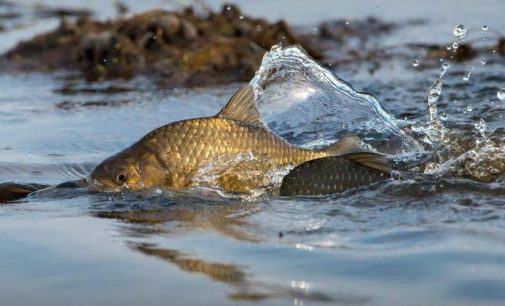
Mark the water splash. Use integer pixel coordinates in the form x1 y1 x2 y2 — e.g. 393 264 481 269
498 88 505 101
422 62 453 146
250 44 419 154
474 119 487 138
427 79 443 131
191 152 292 199
439 63 450 78
420 62 505 182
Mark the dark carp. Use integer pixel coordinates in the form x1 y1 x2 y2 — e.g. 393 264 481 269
280 154 391 196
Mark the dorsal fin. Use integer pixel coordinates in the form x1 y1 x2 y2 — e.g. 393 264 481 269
217 85 265 127
343 152 391 173
321 133 364 156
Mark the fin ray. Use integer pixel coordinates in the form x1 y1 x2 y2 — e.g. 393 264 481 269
217 85 265 127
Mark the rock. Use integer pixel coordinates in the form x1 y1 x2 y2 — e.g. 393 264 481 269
180 19 198 40
498 38 505 56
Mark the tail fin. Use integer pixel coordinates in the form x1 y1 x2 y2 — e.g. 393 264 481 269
321 133 363 156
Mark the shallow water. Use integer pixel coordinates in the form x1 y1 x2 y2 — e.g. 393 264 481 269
2 1 505 306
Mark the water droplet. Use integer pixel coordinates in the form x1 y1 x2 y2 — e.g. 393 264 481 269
474 118 487 134
453 24 467 40
345 21 350 25
440 112 448 121
498 88 505 101
453 99 459 104
428 80 442 102
446 45 452 50
482 25 488 31
439 63 450 78
452 42 459 49
226 6 231 11
239 15 244 20
481 59 486 65
467 105 473 112
412 59 420 67
463 70 471 82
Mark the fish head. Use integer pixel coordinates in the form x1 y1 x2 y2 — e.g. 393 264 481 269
89 146 168 192
88 149 145 192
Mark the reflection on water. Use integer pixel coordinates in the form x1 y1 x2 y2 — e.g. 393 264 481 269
131 243 340 303
92 198 261 242
90 196 371 304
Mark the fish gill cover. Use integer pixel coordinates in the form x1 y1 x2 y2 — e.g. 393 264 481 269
250 44 420 154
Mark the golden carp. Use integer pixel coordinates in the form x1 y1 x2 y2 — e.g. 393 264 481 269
89 85 389 193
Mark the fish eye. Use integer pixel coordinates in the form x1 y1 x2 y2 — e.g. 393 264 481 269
115 171 128 185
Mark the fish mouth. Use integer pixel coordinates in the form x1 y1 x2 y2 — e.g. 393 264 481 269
55 179 89 189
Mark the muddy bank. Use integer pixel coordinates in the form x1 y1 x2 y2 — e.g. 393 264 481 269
1 4 324 87
1 3 407 87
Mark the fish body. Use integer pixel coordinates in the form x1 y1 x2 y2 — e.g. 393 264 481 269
90 85 390 192
89 85 366 193
280 154 391 196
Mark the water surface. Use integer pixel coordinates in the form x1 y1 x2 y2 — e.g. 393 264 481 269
1 1 505 306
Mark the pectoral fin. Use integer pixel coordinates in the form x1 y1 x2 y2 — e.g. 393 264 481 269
343 152 391 173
